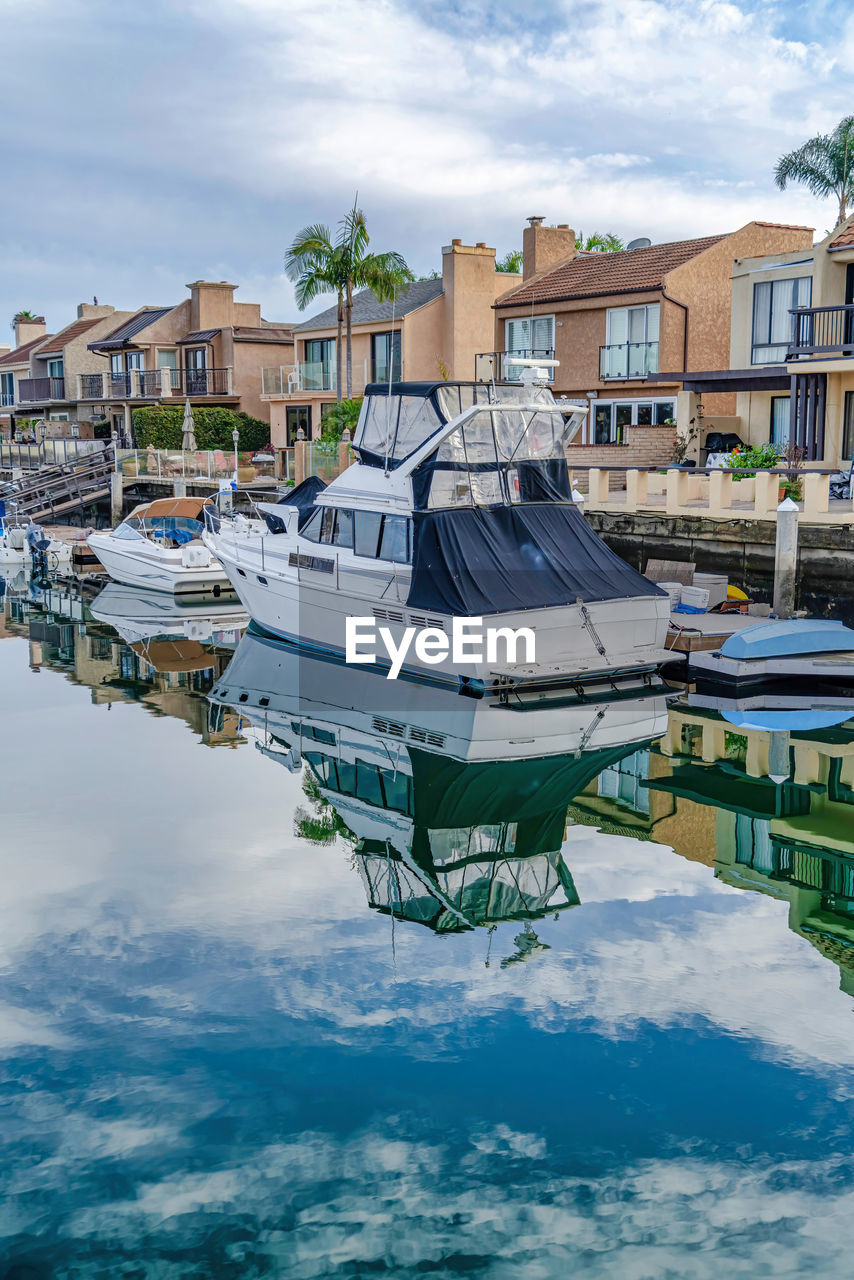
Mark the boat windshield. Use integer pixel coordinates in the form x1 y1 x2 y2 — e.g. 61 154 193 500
412 405 585 510
121 516 204 544
352 382 556 468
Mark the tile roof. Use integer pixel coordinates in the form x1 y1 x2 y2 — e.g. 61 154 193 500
494 234 728 308
752 220 815 231
232 325 294 342
0 335 54 366
88 307 174 351
829 224 854 249
37 317 102 355
295 279 444 331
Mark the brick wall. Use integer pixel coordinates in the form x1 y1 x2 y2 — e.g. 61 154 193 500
567 425 676 491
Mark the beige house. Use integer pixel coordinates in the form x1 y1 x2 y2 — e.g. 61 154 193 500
493 217 814 469
263 239 521 445
668 216 854 468
3 284 294 444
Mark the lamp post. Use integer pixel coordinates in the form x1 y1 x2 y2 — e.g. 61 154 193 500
232 427 240 486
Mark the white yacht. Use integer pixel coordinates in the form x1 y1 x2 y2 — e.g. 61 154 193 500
89 497 232 600
90 581 248 647
203 380 670 690
0 509 72 569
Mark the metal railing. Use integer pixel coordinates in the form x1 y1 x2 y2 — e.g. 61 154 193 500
261 361 368 396
599 341 659 380
78 367 232 400
0 391 14 408
474 349 555 383
116 448 278 482
789 304 854 357
18 376 65 403
0 438 107 470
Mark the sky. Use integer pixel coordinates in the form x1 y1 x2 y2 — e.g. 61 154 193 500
2 0 854 335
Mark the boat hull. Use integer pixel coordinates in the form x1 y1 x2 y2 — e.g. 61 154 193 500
88 533 232 600
206 530 670 687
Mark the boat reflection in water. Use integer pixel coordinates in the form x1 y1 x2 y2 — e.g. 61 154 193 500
209 627 670 949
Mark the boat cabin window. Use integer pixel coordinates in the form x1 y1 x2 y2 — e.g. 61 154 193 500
414 405 583 511
302 506 411 563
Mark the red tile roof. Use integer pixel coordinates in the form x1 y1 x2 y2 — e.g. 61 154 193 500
752 221 814 231
37 317 102 355
829 224 854 249
0 335 54 366
495 234 728 308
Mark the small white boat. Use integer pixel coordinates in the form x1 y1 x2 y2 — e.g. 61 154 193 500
88 497 232 600
0 510 71 568
203 379 671 690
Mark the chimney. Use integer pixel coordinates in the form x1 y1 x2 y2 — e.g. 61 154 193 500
76 302 115 320
13 314 46 348
440 238 498 378
522 217 576 280
187 281 237 331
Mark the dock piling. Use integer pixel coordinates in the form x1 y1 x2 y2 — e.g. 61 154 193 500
773 497 799 619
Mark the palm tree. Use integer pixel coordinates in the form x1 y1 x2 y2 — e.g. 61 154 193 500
775 116 854 227
496 249 523 273
575 231 625 252
285 202 413 400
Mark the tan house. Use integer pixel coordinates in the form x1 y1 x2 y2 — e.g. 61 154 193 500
3 284 294 445
665 215 854 468
492 217 814 469
263 239 521 445
0 314 53 438
84 281 294 442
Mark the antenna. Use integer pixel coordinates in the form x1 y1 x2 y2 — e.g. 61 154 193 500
383 293 397 475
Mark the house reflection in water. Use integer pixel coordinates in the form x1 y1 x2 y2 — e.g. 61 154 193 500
4 580 247 747
577 702 854 998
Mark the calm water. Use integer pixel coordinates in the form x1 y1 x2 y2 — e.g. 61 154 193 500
4 574 854 1278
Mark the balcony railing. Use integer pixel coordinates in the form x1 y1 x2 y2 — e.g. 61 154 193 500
18 376 65 403
77 368 232 400
789 305 854 358
599 341 658 380
0 391 14 408
474 349 555 383
262 361 367 396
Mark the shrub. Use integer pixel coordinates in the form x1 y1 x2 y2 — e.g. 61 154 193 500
725 442 781 478
132 405 269 451
319 397 362 444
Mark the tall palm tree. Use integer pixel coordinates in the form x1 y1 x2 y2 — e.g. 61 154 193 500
574 231 625 252
775 116 854 227
285 202 413 400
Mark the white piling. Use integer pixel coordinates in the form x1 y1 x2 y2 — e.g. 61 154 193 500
768 730 791 785
110 471 123 527
773 496 799 619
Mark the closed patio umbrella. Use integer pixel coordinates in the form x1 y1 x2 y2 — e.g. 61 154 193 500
181 398 197 452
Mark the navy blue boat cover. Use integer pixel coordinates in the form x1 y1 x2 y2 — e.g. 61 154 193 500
264 475 327 533
407 502 665 615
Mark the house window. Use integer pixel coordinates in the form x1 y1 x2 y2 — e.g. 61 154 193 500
505 316 555 381
602 305 659 379
0 372 13 407
371 331 402 384
587 398 675 444
304 339 336 391
751 276 812 364
843 391 854 460
156 349 180 389
110 354 123 375
770 396 791 446
47 358 63 378
125 351 144 372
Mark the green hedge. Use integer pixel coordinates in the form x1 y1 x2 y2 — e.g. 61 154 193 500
131 406 270 451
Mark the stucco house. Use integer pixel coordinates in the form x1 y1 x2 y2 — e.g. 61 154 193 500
665 215 854 468
491 217 814 470
263 239 521 445
2 284 294 444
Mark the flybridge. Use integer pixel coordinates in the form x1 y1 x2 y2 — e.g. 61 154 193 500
352 380 578 471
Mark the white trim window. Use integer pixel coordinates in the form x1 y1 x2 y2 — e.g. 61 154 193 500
0 371 13 407
505 315 555 381
582 397 676 444
602 304 659 379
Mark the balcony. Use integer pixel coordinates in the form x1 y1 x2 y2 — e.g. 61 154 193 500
77 368 232 400
599 341 658 380
262 361 367 397
788 305 854 359
474 349 555 383
0 390 14 408
18 376 66 403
